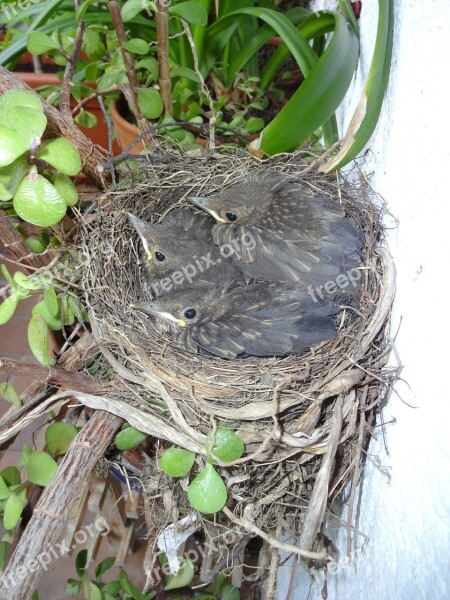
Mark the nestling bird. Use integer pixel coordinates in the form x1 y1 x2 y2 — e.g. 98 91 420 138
130 284 340 359
187 170 364 288
127 208 246 298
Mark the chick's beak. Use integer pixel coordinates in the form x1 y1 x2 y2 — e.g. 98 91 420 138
186 196 227 224
130 301 187 327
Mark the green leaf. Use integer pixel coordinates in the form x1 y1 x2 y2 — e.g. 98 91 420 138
165 558 195 591
250 11 359 155
20 445 33 467
25 236 49 253
135 57 159 81
137 88 164 119
44 287 59 316
65 579 81 597
74 109 97 129
170 66 199 83
244 117 265 134
114 426 149 450
75 549 88 580
0 155 31 201
0 294 19 325
1 264 14 287
85 62 98 82
121 0 154 22
322 0 394 171
45 422 78 456
0 89 44 114
122 38 149 55
0 541 12 571
32 299 62 331
14 169 67 227
27 451 58 486
61 295 76 326
28 313 54 367
1 466 21 487
0 126 29 168
101 581 122 596
27 31 61 54
0 382 22 407
95 556 116 582
97 67 128 92
81 580 102 600
36 138 82 176
169 1 208 26
3 493 26 530
160 447 195 478
207 428 244 463
53 172 79 206
82 28 101 57
187 464 227 514
3 107 47 147
0 475 11 500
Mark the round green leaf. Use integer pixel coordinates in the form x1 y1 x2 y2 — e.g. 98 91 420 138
0 89 43 114
169 1 208 26
245 117 265 134
121 0 154 22
0 294 19 325
114 426 149 450
36 138 82 176
28 313 54 367
27 31 61 55
4 107 47 146
45 422 78 456
1 466 21 487
81 581 102 600
165 558 195 591
187 464 227 514
0 382 22 407
3 493 26 530
222 584 240 600
0 155 30 201
74 109 97 129
53 172 78 206
26 450 58 486
160 446 195 478
14 169 67 227
65 579 81 597
25 236 49 253
207 428 244 463
137 88 164 119
0 126 29 168
122 38 149 55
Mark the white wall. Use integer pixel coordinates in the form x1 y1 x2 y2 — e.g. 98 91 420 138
276 1 450 598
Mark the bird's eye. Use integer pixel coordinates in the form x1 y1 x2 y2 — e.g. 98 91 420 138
155 251 166 262
184 308 197 319
225 212 237 222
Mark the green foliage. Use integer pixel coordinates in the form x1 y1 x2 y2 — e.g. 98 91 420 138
114 425 149 450
26 450 58 486
67 552 155 600
206 427 244 464
0 89 81 227
160 446 196 477
45 422 78 456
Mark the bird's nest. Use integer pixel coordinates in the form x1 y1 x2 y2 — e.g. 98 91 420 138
74 147 395 586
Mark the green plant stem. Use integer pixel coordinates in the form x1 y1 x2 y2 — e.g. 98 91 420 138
156 0 172 117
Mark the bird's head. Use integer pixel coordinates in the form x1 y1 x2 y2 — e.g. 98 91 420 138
130 288 216 329
127 212 206 278
187 172 278 225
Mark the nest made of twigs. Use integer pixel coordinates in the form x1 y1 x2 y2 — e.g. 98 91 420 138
74 147 395 579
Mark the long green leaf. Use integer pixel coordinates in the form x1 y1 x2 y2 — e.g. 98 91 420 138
321 0 394 171
250 11 359 155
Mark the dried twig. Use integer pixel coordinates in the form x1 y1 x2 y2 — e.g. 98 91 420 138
60 5 85 120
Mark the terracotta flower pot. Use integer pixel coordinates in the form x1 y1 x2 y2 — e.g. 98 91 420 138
110 99 145 154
